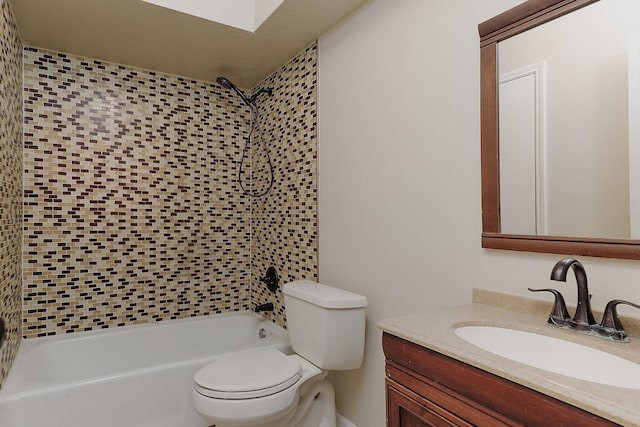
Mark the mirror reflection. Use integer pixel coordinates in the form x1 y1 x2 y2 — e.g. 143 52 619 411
498 0 639 239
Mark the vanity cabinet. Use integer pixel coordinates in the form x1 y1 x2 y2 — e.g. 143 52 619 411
383 333 619 427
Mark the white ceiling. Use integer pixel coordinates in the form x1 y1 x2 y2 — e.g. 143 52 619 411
8 0 368 88
140 0 285 32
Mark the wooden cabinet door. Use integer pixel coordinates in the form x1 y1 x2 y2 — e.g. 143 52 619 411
387 380 474 427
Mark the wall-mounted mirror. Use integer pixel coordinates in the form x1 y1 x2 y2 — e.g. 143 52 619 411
479 0 640 259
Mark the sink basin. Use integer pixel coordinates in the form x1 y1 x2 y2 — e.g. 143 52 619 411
454 326 640 389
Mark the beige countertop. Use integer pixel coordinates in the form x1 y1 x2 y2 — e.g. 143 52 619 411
378 289 640 426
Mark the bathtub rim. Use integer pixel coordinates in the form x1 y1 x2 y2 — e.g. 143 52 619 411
18 310 283 345
0 310 289 399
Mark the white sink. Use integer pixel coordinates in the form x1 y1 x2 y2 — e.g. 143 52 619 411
454 326 640 389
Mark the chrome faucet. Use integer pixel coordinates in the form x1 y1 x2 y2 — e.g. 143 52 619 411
550 258 597 331
529 257 640 342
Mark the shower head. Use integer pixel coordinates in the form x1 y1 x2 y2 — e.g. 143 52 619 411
216 76 236 90
217 76 252 106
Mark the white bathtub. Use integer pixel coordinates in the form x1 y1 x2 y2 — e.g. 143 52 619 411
0 311 291 427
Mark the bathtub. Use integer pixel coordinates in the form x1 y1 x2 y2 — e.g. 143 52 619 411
0 311 291 427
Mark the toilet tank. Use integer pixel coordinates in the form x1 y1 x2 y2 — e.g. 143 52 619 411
283 280 367 370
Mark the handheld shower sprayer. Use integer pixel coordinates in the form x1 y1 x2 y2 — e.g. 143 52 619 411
216 76 276 197
216 77 251 106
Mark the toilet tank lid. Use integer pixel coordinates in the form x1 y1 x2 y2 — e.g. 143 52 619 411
283 280 368 309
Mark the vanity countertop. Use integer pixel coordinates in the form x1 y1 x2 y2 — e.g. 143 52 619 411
378 289 640 426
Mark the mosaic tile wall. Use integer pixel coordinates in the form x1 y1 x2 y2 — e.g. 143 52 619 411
21 43 319 337
250 43 318 327
0 0 23 388
22 48 253 337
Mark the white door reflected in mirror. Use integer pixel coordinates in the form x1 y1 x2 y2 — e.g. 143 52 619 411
498 0 638 239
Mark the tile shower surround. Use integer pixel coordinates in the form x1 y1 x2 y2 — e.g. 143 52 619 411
251 44 318 326
22 44 318 338
0 0 23 388
22 50 251 336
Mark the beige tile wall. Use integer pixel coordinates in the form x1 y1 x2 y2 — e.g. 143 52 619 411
250 44 318 327
22 49 252 337
0 0 23 389
21 43 318 337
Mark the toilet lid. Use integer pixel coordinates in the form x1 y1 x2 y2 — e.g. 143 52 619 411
194 349 302 399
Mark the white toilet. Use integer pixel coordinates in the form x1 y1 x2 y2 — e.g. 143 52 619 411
192 280 367 427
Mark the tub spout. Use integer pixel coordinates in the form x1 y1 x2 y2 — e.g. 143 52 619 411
255 302 274 313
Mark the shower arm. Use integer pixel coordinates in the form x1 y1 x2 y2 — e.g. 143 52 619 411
216 76 273 107
248 88 273 105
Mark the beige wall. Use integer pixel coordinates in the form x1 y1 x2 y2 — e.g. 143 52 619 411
317 1 640 425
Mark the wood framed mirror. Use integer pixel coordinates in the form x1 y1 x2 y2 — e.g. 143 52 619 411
479 0 640 260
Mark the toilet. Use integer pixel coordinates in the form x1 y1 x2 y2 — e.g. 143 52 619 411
192 280 367 427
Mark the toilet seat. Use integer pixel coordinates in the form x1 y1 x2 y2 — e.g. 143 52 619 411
194 349 302 399
192 349 325 426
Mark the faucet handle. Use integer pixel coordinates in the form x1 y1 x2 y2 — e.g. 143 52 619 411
597 300 640 342
528 288 571 327
259 266 280 293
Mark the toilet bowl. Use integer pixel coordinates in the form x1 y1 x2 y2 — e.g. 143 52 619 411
192 281 367 427
192 348 324 427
